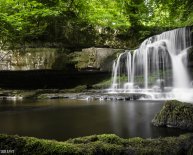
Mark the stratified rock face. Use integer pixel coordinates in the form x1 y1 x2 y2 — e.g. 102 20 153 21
0 47 123 71
152 100 193 130
0 48 56 70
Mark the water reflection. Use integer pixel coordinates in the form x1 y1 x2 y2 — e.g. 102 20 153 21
109 101 157 138
0 99 187 141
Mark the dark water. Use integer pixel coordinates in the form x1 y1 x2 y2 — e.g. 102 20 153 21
0 99 187 141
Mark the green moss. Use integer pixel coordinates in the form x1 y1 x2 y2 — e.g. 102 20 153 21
22 89 60 99
19 86 87 99
0 134 81 154
1 133 193 155
67 135 99 144
67 85 87 93
72 51 90 69
97 134 123 145
93 79 112 89
152 100 193 130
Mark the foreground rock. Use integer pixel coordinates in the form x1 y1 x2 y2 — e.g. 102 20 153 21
0 134 193 155
152 100 193 130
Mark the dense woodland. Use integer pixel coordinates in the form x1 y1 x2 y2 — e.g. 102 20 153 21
0 0 193 51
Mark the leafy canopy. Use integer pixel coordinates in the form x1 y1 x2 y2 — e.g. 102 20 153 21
0 0 193 50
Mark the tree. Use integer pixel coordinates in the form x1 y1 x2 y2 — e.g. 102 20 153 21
0 0 59 50
0 0 192 52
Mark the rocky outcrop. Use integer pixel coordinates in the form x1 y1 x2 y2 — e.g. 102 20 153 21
152 100 193 130
0 47 123 71
72 47 124 71
0 48 57 70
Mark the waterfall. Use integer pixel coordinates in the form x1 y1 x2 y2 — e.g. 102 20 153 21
109 27 192 101
124 51 133 90
111 53 124 91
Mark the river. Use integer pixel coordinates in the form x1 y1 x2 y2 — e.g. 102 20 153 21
0 99 186 141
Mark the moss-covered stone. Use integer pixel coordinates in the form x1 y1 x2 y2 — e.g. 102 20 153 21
0 133 193 155
72 48 124 71
152 100 193 130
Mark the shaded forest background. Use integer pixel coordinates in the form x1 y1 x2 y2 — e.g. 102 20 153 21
0 0 193 52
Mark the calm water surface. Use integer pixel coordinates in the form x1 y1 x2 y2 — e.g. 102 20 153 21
0 99 187 141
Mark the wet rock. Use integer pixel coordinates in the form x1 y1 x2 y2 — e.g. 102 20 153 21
152 100 193 130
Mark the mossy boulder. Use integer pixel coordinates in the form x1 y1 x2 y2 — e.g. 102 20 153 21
152 100 193 130
0 133 193 154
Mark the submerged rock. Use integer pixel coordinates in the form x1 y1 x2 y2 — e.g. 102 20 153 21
152 100 193 130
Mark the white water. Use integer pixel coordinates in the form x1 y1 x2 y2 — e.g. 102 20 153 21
109 27 193 102
111 53 124 89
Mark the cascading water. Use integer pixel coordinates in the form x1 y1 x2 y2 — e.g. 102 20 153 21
109 27 193 102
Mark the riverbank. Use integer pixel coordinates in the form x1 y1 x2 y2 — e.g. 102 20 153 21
0 88 99 100
0 133 193 154
1 88 193 102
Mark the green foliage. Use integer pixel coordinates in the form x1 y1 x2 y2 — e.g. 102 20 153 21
84 0 131 29
0 0 193 51
0 0 59 50
144 0 193 27
0 133 193 154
